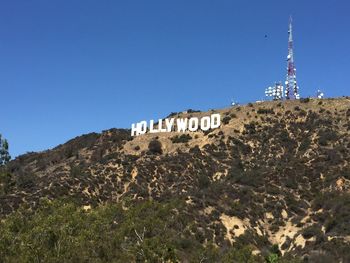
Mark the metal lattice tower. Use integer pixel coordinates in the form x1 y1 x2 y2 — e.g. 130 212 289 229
285 16 300 100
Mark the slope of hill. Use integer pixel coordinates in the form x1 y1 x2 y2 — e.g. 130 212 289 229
1 97 350 262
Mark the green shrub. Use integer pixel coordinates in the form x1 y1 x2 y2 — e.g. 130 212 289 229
16 172 36 189
300 98 310 103
222 116 231 125
302 225 321 239
148 140 163 155
171 134 192 144
134 145 140 151
318 129 338 146
257 108 274 114
0 170 14 195
198 174 211 189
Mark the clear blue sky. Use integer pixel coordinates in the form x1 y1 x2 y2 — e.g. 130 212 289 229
1 0 349 158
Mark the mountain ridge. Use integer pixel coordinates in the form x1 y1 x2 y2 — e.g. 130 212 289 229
1 97 350 262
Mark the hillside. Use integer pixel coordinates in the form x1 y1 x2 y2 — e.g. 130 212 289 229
1 97 350 262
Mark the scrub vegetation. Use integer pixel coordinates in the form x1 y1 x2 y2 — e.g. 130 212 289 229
1 98 350 262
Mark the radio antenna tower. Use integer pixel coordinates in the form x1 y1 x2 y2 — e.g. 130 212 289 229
285 16 300 99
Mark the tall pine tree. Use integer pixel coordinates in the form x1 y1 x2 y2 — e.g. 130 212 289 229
0 134 11 165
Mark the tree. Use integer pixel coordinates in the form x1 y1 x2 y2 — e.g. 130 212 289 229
0 134 11 165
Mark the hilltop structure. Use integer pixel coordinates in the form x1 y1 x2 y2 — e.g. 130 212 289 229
265 82 284 101
264 17 301 102
285 16 300 99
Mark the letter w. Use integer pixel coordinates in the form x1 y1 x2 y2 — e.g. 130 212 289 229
177 118 188 132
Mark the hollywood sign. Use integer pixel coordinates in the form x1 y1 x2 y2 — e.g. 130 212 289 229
131 113 221 136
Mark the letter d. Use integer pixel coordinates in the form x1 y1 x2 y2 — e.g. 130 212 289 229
211 114 221 129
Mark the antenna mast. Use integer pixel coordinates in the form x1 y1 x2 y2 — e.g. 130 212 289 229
285 16 300 99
